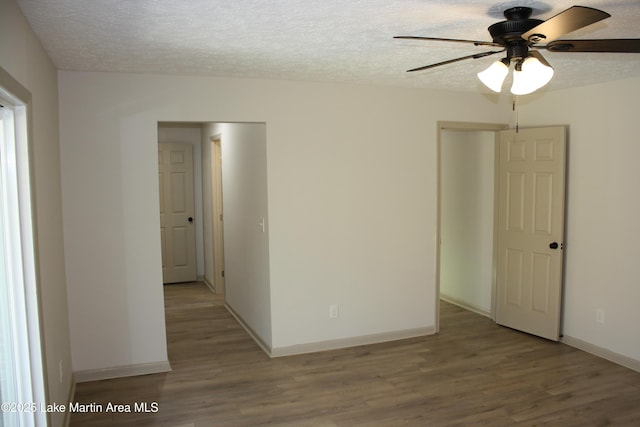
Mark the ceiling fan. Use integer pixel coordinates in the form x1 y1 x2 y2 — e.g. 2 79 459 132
395 5 640 94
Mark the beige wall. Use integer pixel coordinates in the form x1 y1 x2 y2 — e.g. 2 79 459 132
0 0 72 425
520 77 640 362
53 39 640 376
58 70 511 370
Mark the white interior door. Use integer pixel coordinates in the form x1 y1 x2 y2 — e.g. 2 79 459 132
495 126 566 341
159 143 197 284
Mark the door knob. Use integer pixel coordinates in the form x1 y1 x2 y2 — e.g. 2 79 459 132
188 217 193 223
549 242 559 249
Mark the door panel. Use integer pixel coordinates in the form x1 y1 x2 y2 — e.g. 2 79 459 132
505 249 523 305
496 126 566 341
171 173 186 212
507 172 525 230
172 226 189 266
534 173 553 233
159 142 197 284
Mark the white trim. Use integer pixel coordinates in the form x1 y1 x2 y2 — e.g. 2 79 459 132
271 327 435 358
63 379 76 427
224 303 272 355
202 277 216 294
440 294 491 318
560 335 640 373
209 134 225 295
73 361 171 383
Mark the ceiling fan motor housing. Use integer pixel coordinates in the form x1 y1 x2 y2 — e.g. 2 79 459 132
488 7 543 60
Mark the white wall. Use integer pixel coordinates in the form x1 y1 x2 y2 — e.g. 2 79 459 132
0 1 72 425
158 124 205 279
440 130 494 313
59 70 510 370
205 123 271 345
519 76 640 362
264 86 509 350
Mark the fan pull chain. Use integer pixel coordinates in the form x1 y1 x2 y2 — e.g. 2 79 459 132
513 96 519 133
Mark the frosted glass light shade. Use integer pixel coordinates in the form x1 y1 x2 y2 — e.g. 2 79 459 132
511 56 554 95
477 61 509 92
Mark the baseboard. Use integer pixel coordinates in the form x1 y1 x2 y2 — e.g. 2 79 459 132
63 378 76 427
270 326 436 358
73 360 172 383
202 277 216 294
224 303 273 356
440 294 491 318
225 303 435 359
561 335 640 373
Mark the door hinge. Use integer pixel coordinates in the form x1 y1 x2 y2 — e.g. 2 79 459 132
219 214 223 221
221 270 225 278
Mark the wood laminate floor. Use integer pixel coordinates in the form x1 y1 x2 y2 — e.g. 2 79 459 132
71 282 640 426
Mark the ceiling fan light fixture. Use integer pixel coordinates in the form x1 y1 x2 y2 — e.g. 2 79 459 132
477 60 509 92
510 56 554 95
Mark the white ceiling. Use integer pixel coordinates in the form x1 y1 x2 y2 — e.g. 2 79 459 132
15 0 640 93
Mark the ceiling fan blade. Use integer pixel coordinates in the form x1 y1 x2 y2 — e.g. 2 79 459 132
544 39 640 53
522 6 610 43
406 49 504 72
394 36 501 47
528 50 552 67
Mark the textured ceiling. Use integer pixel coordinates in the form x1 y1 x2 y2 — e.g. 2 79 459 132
15 0 640 93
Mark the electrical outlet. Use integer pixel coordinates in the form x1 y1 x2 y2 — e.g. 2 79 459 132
596 309 605 324
329 304 339 319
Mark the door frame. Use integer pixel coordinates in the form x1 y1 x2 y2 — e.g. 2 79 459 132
210 135 226 294
435 121 508 333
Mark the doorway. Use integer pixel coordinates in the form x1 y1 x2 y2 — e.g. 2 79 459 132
436 122 507 332
437 122 567 341
156 121 268 301
157 122 223 292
